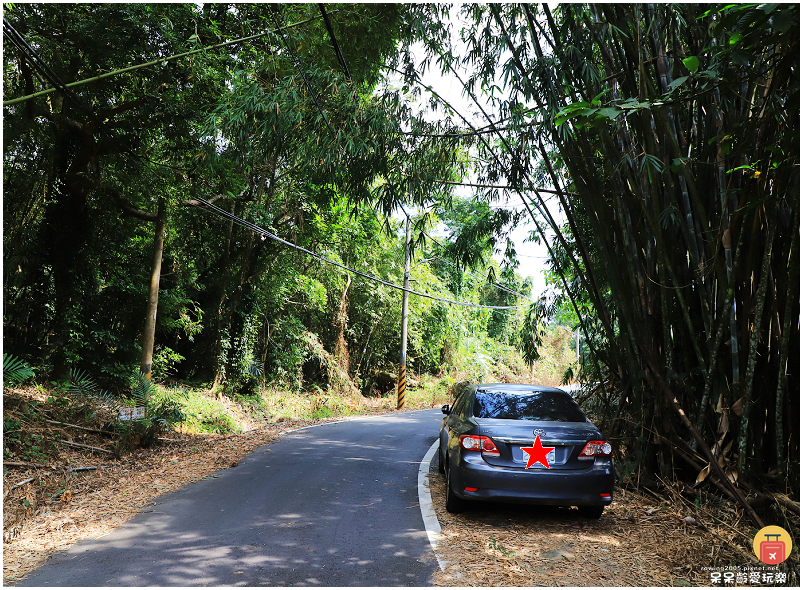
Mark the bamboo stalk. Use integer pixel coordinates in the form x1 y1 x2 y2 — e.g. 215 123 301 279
3 461 44 468
44 420 114 436
774 206 799 470
738 207 778 474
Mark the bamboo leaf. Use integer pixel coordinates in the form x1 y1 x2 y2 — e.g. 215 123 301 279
668 76 689 90
718 411 730 435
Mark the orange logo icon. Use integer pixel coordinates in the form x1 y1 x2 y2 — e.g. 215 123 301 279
753 525 792 565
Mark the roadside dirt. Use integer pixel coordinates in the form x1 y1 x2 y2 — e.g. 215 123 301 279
427 465 793 587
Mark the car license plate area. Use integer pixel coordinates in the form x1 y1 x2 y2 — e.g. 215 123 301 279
512 445 558 467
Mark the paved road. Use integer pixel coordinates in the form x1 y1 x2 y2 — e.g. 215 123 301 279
17 410 444 587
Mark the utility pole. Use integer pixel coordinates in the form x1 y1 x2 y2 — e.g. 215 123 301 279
398 215 411 409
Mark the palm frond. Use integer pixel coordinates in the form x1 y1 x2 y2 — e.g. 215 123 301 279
67 368 99 396
67 368 122 412
93 389 124 413
3 353 35 386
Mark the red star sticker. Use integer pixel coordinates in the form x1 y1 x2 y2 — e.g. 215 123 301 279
521 435 556 469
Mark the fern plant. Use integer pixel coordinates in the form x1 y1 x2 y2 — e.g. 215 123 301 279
131 371 157 409
3 353 35 386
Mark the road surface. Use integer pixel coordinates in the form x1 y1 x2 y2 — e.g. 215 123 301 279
16 410 444 586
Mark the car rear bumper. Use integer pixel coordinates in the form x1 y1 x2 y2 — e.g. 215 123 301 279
450 453 614 506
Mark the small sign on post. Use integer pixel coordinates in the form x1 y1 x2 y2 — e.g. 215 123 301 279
119 407 146 421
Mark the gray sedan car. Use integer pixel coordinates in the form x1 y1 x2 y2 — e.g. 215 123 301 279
438 383 614 517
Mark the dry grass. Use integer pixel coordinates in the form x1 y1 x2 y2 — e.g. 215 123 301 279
5 383 795 587
426 466 790 587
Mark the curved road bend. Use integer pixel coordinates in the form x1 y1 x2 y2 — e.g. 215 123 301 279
16 410 444 587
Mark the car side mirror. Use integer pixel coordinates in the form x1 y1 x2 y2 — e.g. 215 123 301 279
441 404 450 415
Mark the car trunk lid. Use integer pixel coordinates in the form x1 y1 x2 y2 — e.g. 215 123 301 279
476 419 602 470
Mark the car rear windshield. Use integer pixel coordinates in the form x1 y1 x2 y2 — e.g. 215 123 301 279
472 390 588 422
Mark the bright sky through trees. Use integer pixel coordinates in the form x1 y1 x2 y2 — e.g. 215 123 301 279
388 6 564 300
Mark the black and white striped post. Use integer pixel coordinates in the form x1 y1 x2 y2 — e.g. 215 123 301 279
398 215 411 409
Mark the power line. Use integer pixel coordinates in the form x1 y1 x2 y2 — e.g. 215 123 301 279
3 12 331 106
3 18 102 124
440 180 577 197
194 197 528 310
397 120 541 139
318 4 351 82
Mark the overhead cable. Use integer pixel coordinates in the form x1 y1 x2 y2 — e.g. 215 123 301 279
440 180 577 197
318 4 351 81
3 17 102 124
3 12 330 106
194 197 528 311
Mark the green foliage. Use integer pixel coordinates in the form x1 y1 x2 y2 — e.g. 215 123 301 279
3 354 34 386
2 414 58 464
3 4 540 442
167 389 237 434
518 299 551 368
425 2 800 491
151 347 186 382
488 536 516 558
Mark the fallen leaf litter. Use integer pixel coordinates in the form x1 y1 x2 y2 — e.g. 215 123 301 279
426 463 764 587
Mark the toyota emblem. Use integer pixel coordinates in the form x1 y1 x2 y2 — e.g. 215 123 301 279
533 428 546 437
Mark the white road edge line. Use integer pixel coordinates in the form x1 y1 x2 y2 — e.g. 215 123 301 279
418 440 447 572
275 415 450 572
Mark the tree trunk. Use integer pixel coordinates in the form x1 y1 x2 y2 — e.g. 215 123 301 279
334 272 352 379
140 198 166 380
211 201 237 397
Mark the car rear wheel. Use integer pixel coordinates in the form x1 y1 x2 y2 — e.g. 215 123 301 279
578 505 604 519
437 443 445 474
445 464 466 513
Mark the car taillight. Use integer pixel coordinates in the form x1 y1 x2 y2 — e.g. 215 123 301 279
459 435 500 456
578 440 612 459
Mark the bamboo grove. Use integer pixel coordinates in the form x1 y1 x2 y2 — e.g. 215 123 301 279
408 4 798 496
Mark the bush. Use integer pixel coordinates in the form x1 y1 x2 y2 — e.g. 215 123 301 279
66 368 189 452
151 346 186 382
